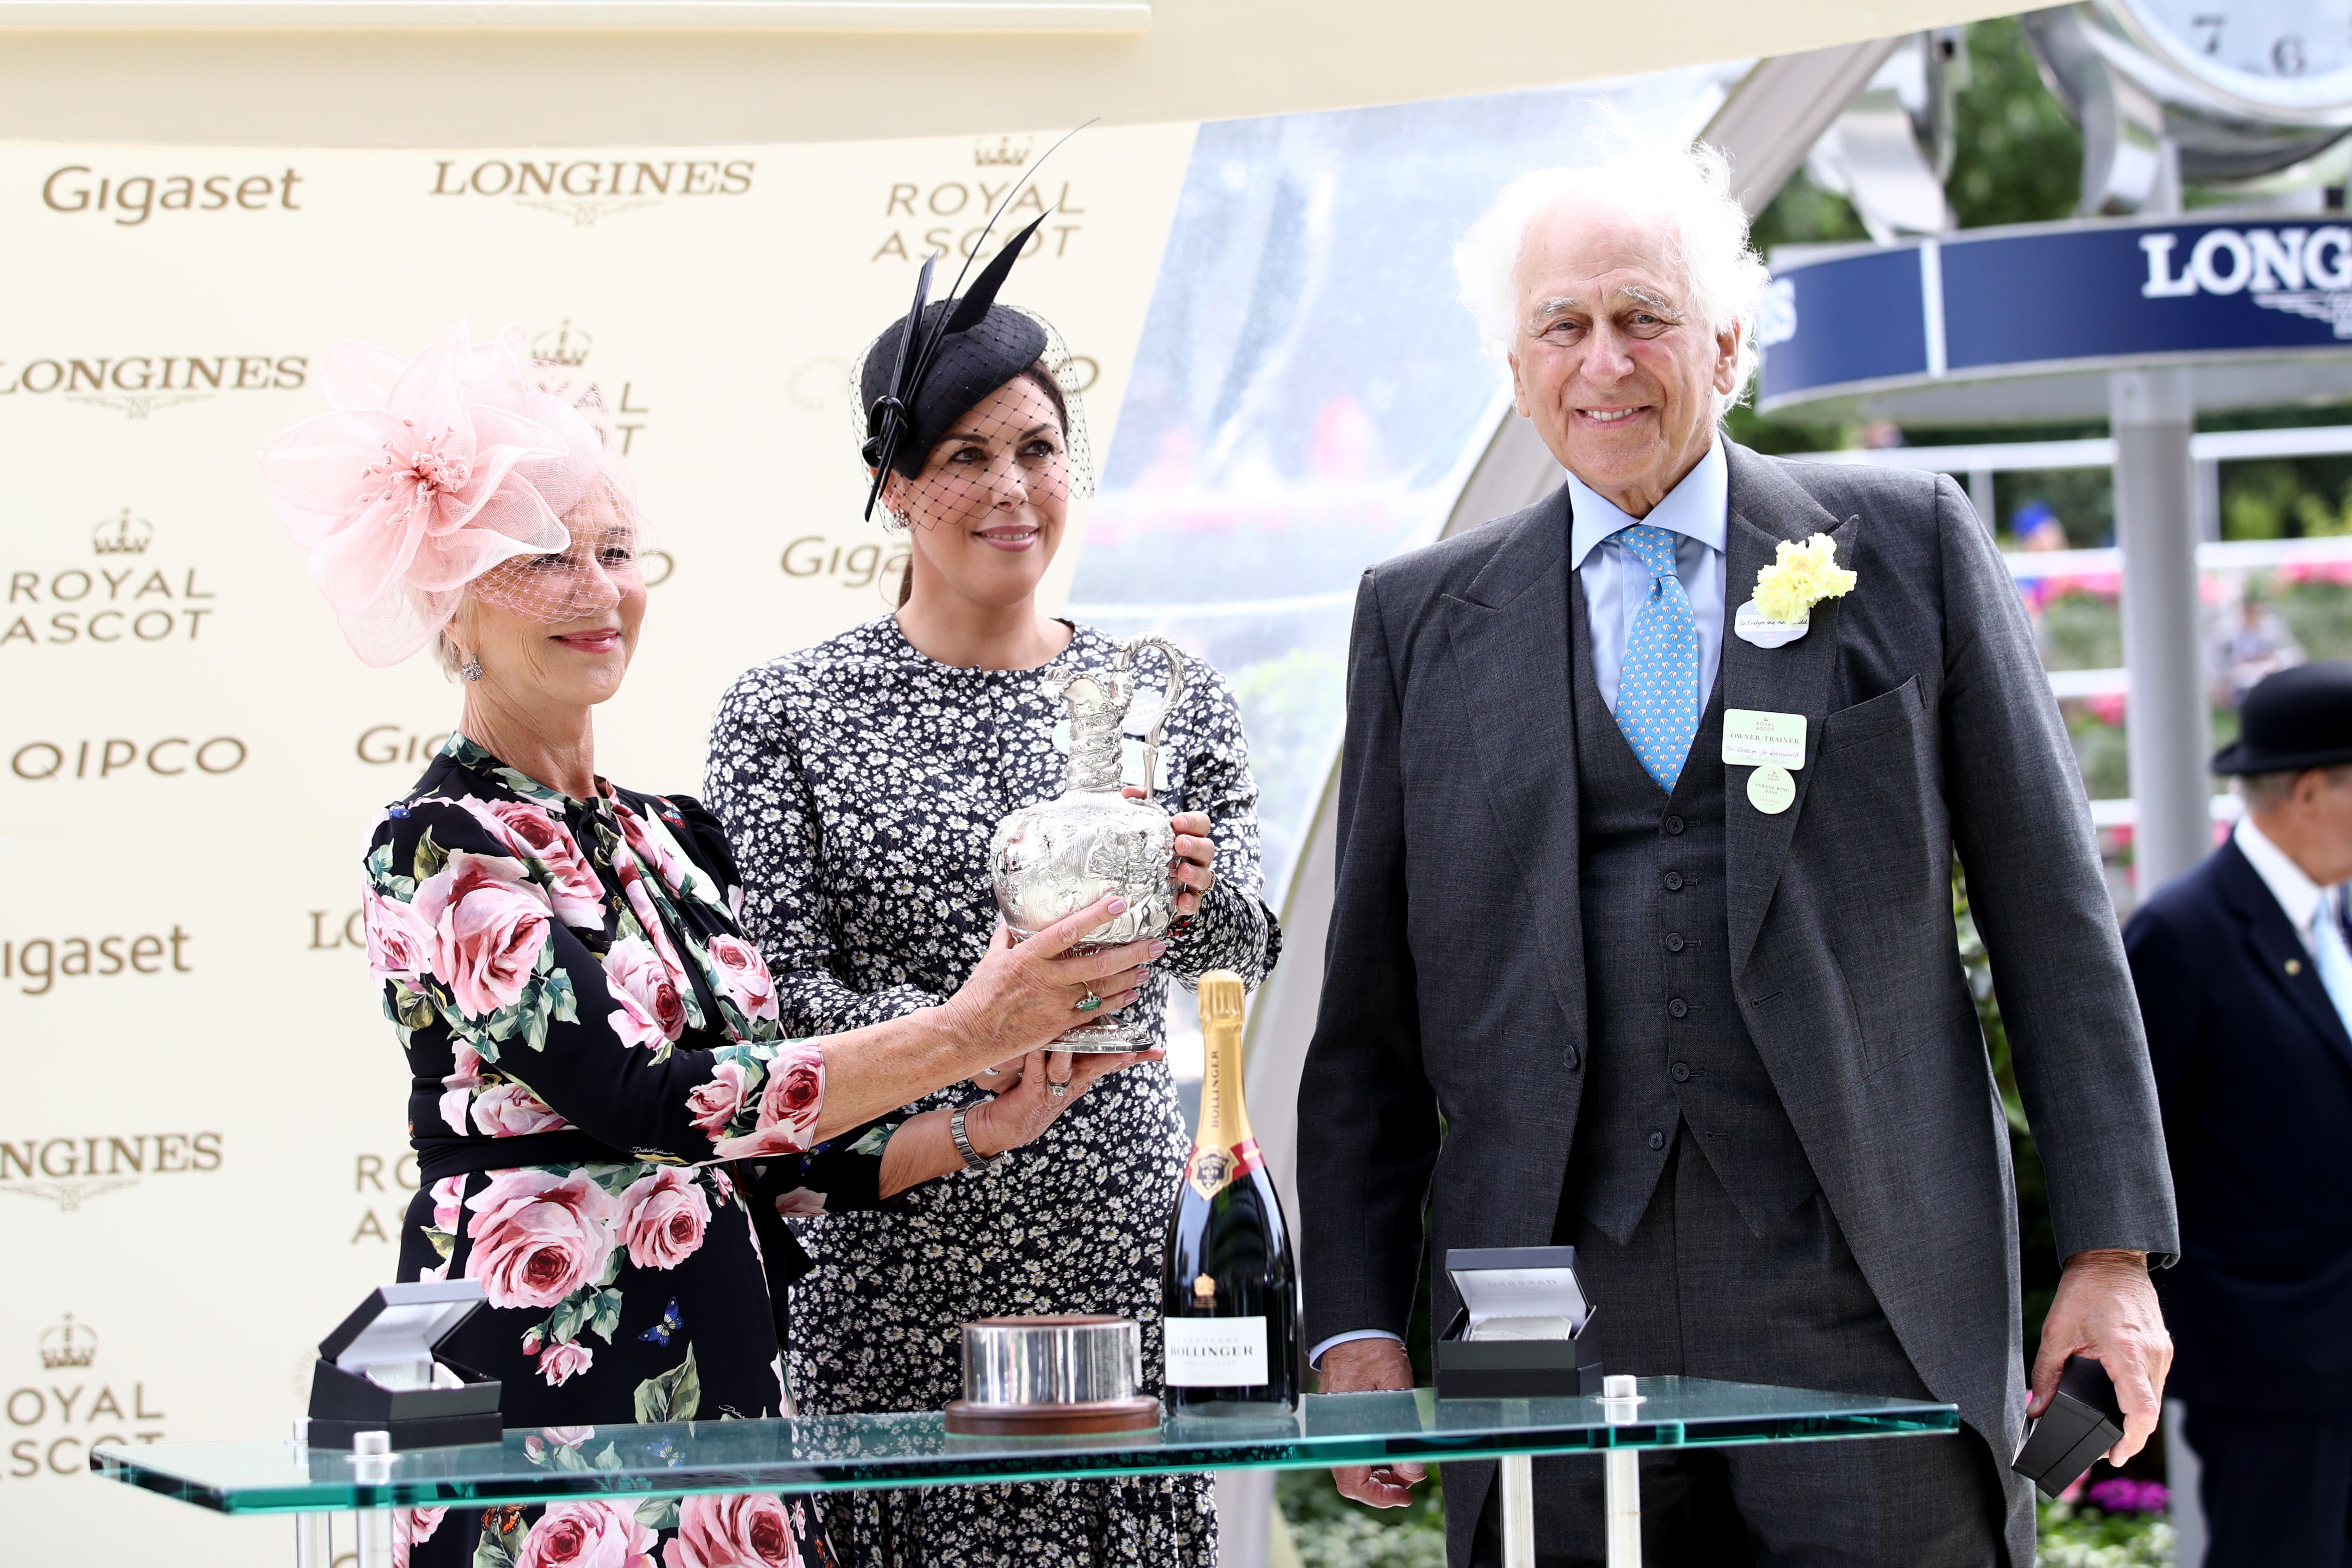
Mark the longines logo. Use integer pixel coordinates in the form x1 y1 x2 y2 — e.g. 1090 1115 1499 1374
3 513 218 649
41 163 303 226
0 352 307 419
0 1133 221 1214
430 156 755 227
8 1314 167 1479
872 175 1087 264
2142 225 2352 337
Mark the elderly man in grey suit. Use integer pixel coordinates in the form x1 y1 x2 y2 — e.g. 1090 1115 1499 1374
1296 143 2179 1566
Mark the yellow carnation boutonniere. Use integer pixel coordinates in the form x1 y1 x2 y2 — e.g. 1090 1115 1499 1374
1752 533 1856 626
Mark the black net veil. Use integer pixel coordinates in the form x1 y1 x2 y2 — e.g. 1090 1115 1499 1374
467 359 656 625
850 301 1094 537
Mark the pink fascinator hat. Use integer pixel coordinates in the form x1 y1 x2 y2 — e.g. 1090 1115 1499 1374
258 321 611 667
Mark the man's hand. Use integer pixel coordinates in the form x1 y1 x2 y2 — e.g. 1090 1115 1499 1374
2031 1248 2172 1465
1318 1338 1425 1507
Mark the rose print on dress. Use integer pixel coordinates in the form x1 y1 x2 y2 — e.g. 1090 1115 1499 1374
618 1167 711 1270
664 1493 803 1568
465 1168 618 1310
509 1499 656 1568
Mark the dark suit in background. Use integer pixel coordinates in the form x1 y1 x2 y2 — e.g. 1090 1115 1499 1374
2127 839 2352 1566
1297 444 2179 1566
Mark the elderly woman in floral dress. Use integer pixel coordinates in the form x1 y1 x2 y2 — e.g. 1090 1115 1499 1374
262 322 1164 1568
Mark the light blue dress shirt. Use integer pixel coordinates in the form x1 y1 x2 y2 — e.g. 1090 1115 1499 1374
1566 438 1729 714
1304 441 1734 1373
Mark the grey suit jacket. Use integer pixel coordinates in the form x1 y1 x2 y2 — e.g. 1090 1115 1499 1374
1295 442 2179 1564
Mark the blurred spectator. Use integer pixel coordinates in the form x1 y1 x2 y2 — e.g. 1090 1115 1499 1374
1858 421 1905 450
2125 661 2352 1568
2214 591 2305 708
2013 499 2070 552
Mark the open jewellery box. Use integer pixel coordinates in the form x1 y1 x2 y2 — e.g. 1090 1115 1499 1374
306 1280 503 1451
1433 1246 1605 1400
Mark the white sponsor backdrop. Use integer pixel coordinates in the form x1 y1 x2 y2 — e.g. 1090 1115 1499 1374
0 126 1196 1564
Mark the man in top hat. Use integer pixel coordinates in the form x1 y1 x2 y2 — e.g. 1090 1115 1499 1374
2126 659 2352 1566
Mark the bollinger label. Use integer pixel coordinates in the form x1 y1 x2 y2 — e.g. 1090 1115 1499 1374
1185 1136 1263 1201
1165 1315 1270 1387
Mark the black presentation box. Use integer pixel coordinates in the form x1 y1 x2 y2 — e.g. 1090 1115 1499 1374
1433 1247 1604 1401
306 1280 504 1452
2012 1355 2126 1498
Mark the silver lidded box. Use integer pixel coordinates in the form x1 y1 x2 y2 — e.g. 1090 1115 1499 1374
944 1314 1160 1436
989 636 1189 1051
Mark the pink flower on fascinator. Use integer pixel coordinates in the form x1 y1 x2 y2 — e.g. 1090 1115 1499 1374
258 322 600 666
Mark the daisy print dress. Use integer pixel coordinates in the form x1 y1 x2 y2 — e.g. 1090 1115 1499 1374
369 734 870 1568
705 617 1280 1568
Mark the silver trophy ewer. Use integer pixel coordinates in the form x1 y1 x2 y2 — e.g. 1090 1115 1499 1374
989 636 1190 1051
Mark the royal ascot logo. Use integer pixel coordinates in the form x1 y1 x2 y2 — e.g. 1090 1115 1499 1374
3 513 219 650
528 320 659 461
351 1149 421 1248
38 1317 93 1372
2141 225 2352 337
975 135 1034 168
9 1315 168 1479
0 1133 221 1215
0 352 307 419
872 173 1087 265
429 156 755 227
40 163 303 227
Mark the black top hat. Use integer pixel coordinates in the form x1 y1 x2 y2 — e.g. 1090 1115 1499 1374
2212 661 2352 775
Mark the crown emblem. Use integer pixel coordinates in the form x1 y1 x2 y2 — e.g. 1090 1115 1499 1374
974 136 1033 168
40 1314 96 1370
530 319 594 368
91 509 153 556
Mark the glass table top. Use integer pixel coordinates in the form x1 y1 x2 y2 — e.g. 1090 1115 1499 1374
92 1380 1957 1514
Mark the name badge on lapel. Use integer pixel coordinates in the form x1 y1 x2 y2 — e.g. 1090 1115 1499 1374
1733 599 1809 649
1724 709 1805 817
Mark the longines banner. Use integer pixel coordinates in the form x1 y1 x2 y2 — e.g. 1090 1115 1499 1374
0 126 1196 1564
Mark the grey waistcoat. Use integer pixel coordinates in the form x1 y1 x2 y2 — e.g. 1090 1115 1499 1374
1565 579 1820 1243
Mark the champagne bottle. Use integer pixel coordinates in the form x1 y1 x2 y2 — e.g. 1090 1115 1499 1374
1160 969 1301 1412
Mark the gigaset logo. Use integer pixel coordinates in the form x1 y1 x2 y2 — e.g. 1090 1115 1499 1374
41 164 303 227
2140 225 2352 338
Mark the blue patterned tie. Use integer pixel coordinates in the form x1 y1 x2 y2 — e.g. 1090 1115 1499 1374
1612 523 1701 791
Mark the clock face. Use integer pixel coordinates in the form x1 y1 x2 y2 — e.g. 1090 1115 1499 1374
2109 0 2352 118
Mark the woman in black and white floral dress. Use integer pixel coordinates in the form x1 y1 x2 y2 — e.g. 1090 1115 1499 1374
705 292 1279 1566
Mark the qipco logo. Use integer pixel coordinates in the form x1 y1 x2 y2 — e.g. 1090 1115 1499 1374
10 736 247 782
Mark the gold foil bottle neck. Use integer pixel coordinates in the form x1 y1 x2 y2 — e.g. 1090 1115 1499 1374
1198 969 1244 1026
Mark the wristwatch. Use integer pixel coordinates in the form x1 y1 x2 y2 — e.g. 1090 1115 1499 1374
950 1104 1011 1172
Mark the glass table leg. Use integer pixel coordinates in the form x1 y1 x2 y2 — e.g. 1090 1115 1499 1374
1499 1453 1536 1568
353 1431 395 1568
1603 1376 1643 1568
293 1513 329 1568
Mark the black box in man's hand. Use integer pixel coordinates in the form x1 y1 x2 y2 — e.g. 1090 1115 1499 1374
1433 1247 1604 1400
2011 1355 2126 1497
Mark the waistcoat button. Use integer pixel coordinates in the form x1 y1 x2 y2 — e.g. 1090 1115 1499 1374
1663 871 1684 891
1663 815 1685 835
1672 1061 1691 1082
1564 1045 1582 1069
1648 1130 1666 1150
1668 998 1688 1019
1665 932 1685 952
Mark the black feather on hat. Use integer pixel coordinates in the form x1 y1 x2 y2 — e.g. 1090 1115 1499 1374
861 214 1051 515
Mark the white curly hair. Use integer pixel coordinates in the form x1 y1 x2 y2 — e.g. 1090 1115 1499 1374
1453 139 1770 417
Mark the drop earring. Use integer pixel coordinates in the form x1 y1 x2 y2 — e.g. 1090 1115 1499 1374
459 653 484 682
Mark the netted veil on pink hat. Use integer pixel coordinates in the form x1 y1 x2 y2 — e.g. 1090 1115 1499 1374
258 321 616 667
